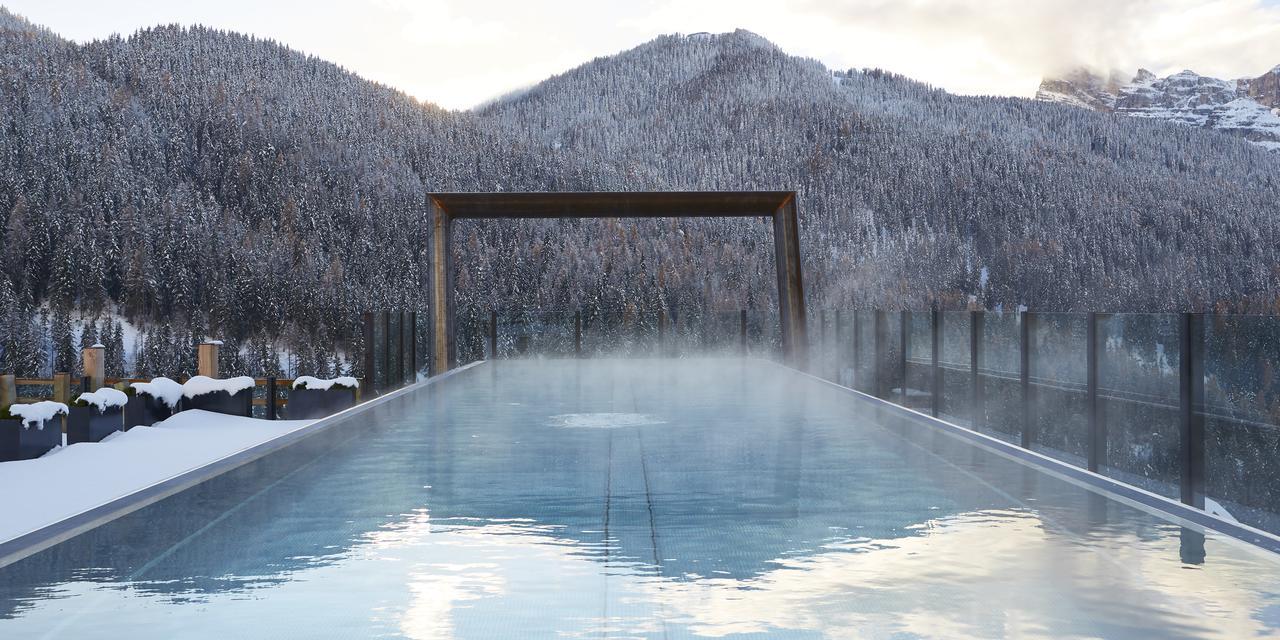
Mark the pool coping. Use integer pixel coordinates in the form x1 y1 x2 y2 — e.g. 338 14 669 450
774 361 1280 555
0 361 485 570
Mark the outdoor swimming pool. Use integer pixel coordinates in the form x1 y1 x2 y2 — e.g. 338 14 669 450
1 359 1279 638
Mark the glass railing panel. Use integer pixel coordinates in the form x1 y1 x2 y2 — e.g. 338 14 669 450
980 310 1021 444
940 311 972 425
1203 314 1280 532
1028 312 1089 466
851 310 874 394
1097 313 1181 498
903 311 934 408
498 310 575 358
883 312 904 402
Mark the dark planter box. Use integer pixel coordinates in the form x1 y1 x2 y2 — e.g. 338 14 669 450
67 405 123 444
288 388 357 420
185 388 253 417
124 394 174 429
1 417 62 461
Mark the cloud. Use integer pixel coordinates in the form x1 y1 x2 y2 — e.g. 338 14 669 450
783 0 1280 95
6 0 1280 107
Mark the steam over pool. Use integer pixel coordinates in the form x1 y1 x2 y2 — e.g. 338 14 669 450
547 413 666 429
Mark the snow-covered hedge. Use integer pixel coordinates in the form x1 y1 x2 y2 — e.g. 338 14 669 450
292 376 359 391
8 401 69 429
131 377 184 408
182 376 256 399
75 388 129 412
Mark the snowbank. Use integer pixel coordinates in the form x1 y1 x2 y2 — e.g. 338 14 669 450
130 377 184 408
292 376 359 390
8 402 69 429
182 375 256 399
0 410 314 544
75 388 129 412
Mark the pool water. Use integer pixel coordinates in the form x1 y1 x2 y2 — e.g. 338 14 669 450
2 359 1280 638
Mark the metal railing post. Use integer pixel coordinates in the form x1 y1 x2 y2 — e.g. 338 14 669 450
931 305 941 418
574 310 582 358
658 309 667 356
1020 311 1032 449
398 311 407 388
899 311 909 405
382 311 391 392
970 310 985 429
266 376 278 420
834 309 843 381
852 312 862 390
410 311 418 378
873 310 886 399
1087 312 1102 472
362 312 375 395
488 310 498 360
1179 312 1206 508
739 309 748 356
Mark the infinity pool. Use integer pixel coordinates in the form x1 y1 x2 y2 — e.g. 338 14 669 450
2 359 1279 638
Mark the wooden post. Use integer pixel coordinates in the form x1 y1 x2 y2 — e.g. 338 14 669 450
198 341 220 379
82 344 105 391
772 195 809 370
266 376 278 420
52 373 71 403
428 197 455 376
0 374 15 407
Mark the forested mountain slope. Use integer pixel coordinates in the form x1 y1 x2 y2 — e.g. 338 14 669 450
2 12 1279 377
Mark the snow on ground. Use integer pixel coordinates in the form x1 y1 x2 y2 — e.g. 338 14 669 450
0 410 313 544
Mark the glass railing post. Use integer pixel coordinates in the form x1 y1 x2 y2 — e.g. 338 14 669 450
971 310 985 430
574 310 582 358
1020 311 1032 449
900 311 909 405
874 310 886 399
488 310 498 360
931 305 941 418
1087 312 1102 472
362 312 375 395
1180 312 1206 508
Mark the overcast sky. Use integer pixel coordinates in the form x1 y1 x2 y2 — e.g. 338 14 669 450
8 0 1280 110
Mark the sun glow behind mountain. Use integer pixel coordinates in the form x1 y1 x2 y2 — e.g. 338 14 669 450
4 0 1280 110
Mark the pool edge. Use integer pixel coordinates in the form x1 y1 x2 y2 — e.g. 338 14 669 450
0 361 487 570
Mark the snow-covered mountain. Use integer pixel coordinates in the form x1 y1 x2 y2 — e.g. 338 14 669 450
1036 66 1280 151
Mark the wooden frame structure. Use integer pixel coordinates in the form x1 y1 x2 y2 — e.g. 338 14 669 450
427 191 808 374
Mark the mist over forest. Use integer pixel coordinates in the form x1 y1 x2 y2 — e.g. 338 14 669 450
2 9 1279 378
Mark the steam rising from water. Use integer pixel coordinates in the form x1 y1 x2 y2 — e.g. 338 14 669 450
548 413 666 429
